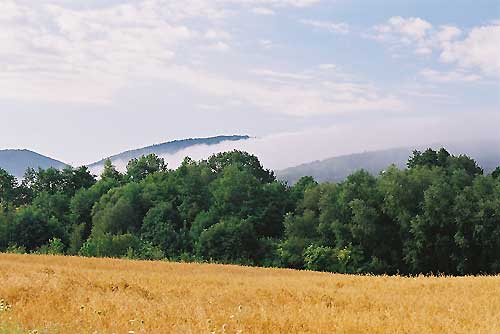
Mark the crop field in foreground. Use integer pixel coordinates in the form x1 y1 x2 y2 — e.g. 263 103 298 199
0 254 499 334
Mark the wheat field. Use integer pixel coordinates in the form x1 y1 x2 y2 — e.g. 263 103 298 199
0 254 499 334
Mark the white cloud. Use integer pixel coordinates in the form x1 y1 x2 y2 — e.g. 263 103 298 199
251 7 276 15
258 39 276 49
205 29 232 40
0 0 27 20
372 16 433 55
238 0 321 7
0 0 403 117
378 16 432 40
157 65 405 116
300 19 349 34
318 64 337 70
419 69 481 83
279 0 321 6
435 25 462 43
372 17 500 78
439 25 500 77
250 69 312 80
0 0 201 102
204 41 231 52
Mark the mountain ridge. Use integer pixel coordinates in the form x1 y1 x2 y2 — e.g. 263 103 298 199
3 138 499 183
0 149 68 178
277 141 500 184
0 135 251 178
87 134 251 169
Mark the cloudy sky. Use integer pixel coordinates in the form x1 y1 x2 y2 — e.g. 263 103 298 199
1 0 499 168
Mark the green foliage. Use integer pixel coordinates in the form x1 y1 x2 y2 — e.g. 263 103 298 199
408 148 483 176
70 177 121 241
280 210 320 268
9 207 65 250
101 159 123 182
1 149 500 275
207 150 275 183
408 148 447 169
22 166 95 198
91 182 148 236
197 217 259 264
5 244 26 254
126 154 167 182
209 165 263 217
140 202 184 257
303 245 338 272
129 240 165 260
491 167 500 179
79 234 139 258
68 223 85 255
303 244 364 273
47 237 65 255
79 233 164 260
0 208 13 251
0 168 17 208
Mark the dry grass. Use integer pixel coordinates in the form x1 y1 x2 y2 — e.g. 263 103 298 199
0 254 499 333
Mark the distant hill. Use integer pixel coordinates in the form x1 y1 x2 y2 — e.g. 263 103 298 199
0 149 68 178
88 135 250 170
277 141 500 184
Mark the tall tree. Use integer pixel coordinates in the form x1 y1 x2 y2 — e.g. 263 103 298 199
0 168 17 208
126 154 167 182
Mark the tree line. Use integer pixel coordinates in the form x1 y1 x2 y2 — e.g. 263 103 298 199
1 149 500 275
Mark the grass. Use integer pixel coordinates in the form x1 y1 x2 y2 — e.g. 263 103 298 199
1 253 499 333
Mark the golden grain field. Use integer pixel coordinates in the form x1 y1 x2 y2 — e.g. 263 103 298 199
1 254 499 334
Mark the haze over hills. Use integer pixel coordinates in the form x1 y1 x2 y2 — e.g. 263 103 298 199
87 135 250 172
277 141 500 184
0 135 250 178
0 149 67 178
2 136 499 184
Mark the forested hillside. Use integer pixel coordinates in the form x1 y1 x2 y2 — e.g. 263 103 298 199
277 148 411 184
88 135 250 171
1 148 500 275
0 149 67 178
277 141 500 184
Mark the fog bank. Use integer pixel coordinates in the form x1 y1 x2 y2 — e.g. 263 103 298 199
89 112 500 175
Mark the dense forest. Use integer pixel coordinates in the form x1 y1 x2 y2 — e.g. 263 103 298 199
1 149 500 275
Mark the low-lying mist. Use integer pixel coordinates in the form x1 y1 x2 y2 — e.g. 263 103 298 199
89 113 500 175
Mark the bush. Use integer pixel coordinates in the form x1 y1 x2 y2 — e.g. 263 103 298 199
128 241 165 260
5 244 26 254
303 245 339 272
79 234 140 258
197 218 259 263
79 234 164 260
303 244 364 273
256 238 282 267
10 208 65 250
47 238 65 255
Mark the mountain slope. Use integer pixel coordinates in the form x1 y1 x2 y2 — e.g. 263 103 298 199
277 141 500 184
88 135 250 170
0 149 68 178
277 148 411 184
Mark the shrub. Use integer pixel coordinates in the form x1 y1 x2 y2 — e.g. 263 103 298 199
303 245 339 272
47 238 65 255
5 244 26 254
197 218 259 264
79 234 164 260
79 234 139 258
127 240 165 260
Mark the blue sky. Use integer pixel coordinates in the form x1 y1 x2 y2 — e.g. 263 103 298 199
0 0 499 168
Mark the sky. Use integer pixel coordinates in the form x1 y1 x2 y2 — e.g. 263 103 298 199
1 0 499 168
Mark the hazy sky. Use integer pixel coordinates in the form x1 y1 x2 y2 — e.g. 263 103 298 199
1 0 499 167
